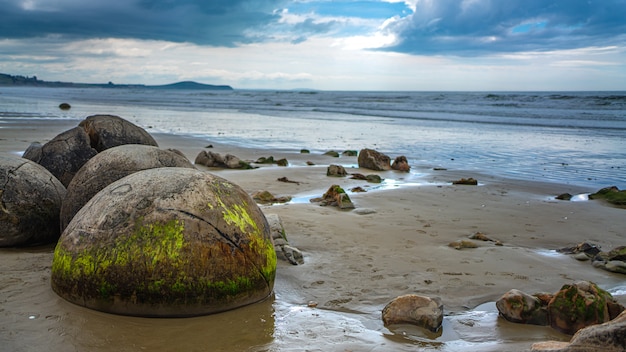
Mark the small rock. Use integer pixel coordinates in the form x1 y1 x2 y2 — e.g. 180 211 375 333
358 148 391 171
452 178 478 185
448 240 478 250
382 294 444 332
342 150 358 156
391 156 410 172
58 103 71 110
324 150 340 157
350 186 367 193
327 164 347 177
276 158 288 166
556 193 573 201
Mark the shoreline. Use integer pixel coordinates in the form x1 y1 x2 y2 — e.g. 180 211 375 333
2 119 626 351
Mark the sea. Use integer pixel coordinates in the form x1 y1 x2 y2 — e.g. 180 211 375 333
1 87 625 190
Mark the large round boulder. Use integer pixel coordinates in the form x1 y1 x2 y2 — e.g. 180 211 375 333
51 167 276 317
23 115 158 187
0 154 66 247
60 145 195 231
23 126 98 187
358 148 391 171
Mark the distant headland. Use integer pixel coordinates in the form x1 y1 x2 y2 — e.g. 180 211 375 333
0 73 233 91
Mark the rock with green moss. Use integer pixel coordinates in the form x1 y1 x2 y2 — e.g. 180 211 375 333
0 154 66 247
51 167 276 317
548 281 624 335
496 289 550 326
589 186 626 207
310 184 355 209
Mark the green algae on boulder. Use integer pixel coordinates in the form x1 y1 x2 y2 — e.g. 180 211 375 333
51 167 276 317
589 186 626 207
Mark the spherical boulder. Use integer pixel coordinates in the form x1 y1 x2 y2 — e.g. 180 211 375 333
78 114 158 152
51 167 276 317
0 154 66 247
60 145 195 231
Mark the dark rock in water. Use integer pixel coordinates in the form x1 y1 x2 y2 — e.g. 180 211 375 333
342 150 357 157
532 310 626 352
452 178 478 185
51 167 276 317
324 150 340 157
59 103 71 110
0 154 66 247
327 164 347 177
391 156 411 172
351 186 367 193
358 148 391 171
366 174 383 183
556 242 601 257
592 246 626 274
22 115 158 186
556 193 573 201
310 185 355 209
195 151 253 169
548 281 624 335
589 186 626 207
496 289 550 326
60 145 195 231
276 158 288 166
256 156 275 164
382 294 444 332
300 149 310 154
23 126 98 186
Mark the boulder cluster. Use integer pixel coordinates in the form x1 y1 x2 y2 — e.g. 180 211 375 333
1 114 276 317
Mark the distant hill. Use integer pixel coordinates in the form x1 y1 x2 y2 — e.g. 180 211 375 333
0 73 233 90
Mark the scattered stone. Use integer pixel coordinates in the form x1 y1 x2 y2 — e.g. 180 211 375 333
469 231 495 242
531 310 626 352
448 240 478 250
327 164 347 177
59 103 71 110
556 193 573 201
300 149 310 154
308 301 318 308
557 242 601 257
310 185 355 209
60 145 195 231
265 213 304 265
496 289 550 326
382 294 444 332
276 158 288 166
342 150 358 156
256 156 275 164
195 151 253 169
589 186 626 207
391 156 411 172
353 208 376 215
350 172 384 183
205 144 213 148
51 168 276 317
306 161 315 166
277 176 300 185
350 186 367 193
452 178 478 185
324 150 340 157
433 167 447 171
0 154 66 247
251 190 291 204
357 148 391 171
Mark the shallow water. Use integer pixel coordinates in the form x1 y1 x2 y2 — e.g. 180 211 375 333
1 87 625 189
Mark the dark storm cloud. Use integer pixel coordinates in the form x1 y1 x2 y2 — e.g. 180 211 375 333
385 0 626 55
0 0 287 46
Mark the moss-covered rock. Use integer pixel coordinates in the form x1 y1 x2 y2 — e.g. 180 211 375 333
589 186 626 207
51 167 276 317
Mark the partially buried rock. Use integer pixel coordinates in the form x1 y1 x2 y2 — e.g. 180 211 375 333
0 154 66 247
592 246 626 274
59 103 71 110
51 167 276 317
357 148 391 171
382 294 444 332
556 193 573 201
588 186 626 207
59 145 195 231
496 289 550 326
448 240 478 250
391 156 411 172
265 213 304 265
251 190 291 204
79 114 158 152
452 178 478 185
195 150 253 169
310 185 355 209
531 310 626 352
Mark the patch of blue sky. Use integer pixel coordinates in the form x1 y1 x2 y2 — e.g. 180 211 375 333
287 0 412 19
511 21 548 34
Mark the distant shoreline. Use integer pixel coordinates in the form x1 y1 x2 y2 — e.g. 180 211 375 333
0 73 233 91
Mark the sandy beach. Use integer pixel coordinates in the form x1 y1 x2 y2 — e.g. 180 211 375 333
1 119 625 351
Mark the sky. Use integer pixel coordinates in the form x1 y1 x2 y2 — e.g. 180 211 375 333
1 0 625 91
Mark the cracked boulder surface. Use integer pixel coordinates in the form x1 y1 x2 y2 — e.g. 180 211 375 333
52 167 276 317
23 115 158 187
60 145 195 232
0 154 66 247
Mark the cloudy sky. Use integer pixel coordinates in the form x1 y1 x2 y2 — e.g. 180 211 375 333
1 0 625 90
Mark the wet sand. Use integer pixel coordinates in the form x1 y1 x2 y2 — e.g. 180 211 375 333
1 120 625 351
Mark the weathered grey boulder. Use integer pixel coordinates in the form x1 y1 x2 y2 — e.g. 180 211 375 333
60 145 195 231
327 164 347 177
391 155 410 172
592 246 626 274
23 126 98 186
531 310 626 352
496 289 550 325
357 148 391 171
0 154 66 246
78 114 158 152
23 115 158 186
195 150 252 169
51 167 276 317
382 294 444 332
548 281 624 335
265 213 304 265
